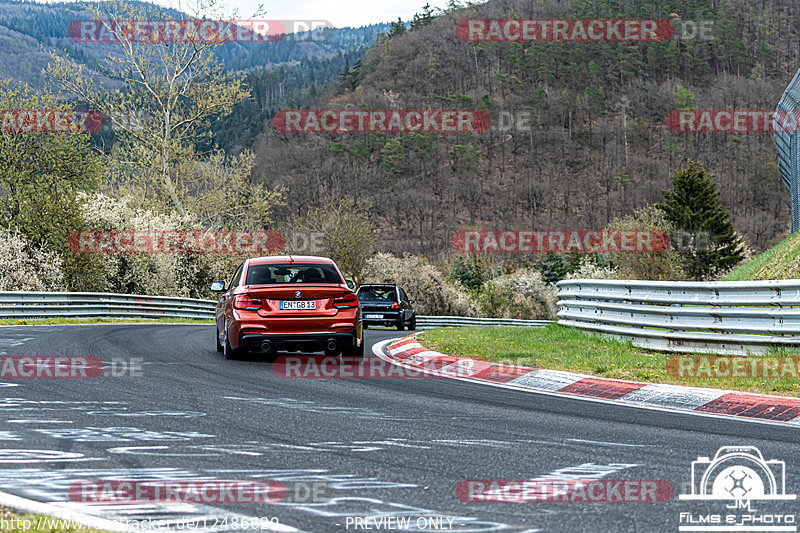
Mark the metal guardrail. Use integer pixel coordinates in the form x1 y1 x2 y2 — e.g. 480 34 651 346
10 282 800 355
557 279 800 355
0 292 216 320
0 292 553 328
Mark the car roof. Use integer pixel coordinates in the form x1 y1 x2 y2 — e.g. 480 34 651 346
358 284 397 288
247 255 336 266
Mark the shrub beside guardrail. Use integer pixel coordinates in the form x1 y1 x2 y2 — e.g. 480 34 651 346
415 316 551 330
0 292 554 328
557 279 800 355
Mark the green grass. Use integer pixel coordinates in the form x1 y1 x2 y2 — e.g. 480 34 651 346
0 317 214 326
0 508 109 532
723 231 800 281
417 324 800 397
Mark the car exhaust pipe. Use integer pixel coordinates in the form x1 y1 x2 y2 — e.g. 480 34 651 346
326 339 338 352
261 341 272 353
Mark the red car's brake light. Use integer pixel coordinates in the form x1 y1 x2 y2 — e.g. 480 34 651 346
233 294 262 310
333 293 359 309
391 302 401 309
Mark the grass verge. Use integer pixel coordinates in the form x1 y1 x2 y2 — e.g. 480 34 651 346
0 318 213 326
0 507 109 532
416 324 800 397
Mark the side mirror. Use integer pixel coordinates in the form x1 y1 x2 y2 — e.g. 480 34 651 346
345 279 355 290
210 281 226 292
409 299 415 304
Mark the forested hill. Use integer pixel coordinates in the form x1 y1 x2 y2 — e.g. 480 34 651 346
0 0 388 89
254 0 800 256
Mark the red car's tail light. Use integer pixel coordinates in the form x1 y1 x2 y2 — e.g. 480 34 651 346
233 294 262 310
391 302 401 309
333 293 359 309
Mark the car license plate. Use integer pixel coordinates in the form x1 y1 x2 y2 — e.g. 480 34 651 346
280 300 316 310
365 314 383 319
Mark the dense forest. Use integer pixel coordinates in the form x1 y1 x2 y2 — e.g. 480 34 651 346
0 0 391 152
199 50 371 152
0 0 388 92
254 0 800 258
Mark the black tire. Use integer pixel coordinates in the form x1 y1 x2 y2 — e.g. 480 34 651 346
223 321 242 360
396 319 405 331
409 316 416 330
342 336 365 359
216 327 223 352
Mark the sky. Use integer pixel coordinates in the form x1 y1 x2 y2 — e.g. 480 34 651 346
46 0 453 28
255 0 450 27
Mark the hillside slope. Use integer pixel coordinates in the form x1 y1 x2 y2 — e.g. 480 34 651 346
723 232 800 280
0 0 387 89
254 0 798 258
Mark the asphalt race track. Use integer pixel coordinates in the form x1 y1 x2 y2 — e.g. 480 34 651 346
1 324 799 532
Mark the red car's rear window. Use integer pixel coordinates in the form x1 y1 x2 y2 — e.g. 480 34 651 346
245 263 343 285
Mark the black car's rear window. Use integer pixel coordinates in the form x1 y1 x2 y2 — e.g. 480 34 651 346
245 263 343 285
357 286 397 302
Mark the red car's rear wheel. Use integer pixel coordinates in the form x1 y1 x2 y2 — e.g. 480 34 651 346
223 319 243 360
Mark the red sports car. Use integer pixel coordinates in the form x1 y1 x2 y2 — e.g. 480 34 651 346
211 255 363 359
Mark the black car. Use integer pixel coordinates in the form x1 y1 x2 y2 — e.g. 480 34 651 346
356 284 416 330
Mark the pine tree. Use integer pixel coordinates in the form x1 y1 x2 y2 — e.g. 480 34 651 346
389 18 407 37
657 160 744 280
411 4 436 30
